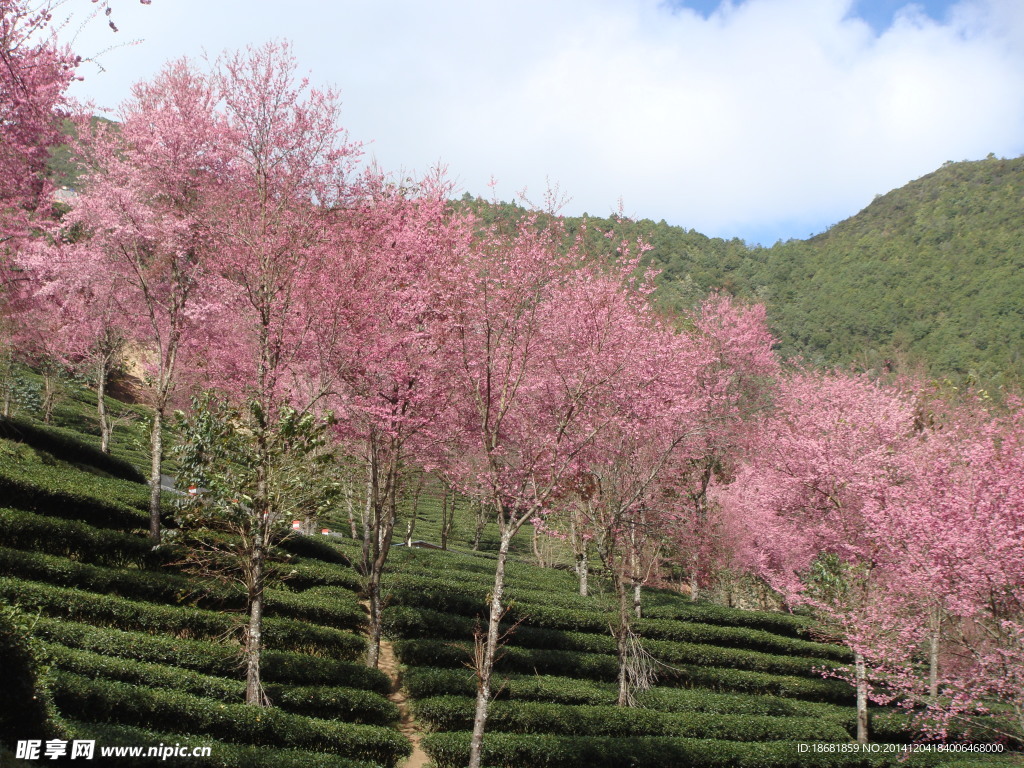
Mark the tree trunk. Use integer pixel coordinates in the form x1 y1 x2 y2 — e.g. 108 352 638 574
41 368 56 424
928 606 941 700
467 528 513 768
440 488 449 550
616 571 632 706
571 510 589 596
532 522 547 568
245 538 268 706
577 549 589 597
633 581 643 619
97 360 112 454
472 500 486 551
855 650 869 744
148 408 164 543
366 570 383 668
344 481 358 539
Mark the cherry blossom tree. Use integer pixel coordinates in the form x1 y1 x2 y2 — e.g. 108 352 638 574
317 171 466 669
859 398 1024 742
65 57 229 541
0 0 76 242
715 371 917 742
14 236 127 449
174 41 360 705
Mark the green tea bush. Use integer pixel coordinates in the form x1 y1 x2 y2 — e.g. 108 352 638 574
394 638 853 703
278 535 352 565
1 577 364 657
401 667 618 706
52 672 410 764
43 644 398 724
0 546 364 629
0 416 145 482
0 603 54 745
420 732 946 768
34 618 390 693
68 720 382 768
413 696 851 742
284 560 363 592
0 457 149 530
0 508 156 567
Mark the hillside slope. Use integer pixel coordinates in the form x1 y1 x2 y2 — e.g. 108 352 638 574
745 156 1024 382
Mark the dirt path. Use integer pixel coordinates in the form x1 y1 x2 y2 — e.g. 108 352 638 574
361 600 430 768
378 637 431 768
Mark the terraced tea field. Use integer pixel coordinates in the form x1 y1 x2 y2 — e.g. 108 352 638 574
0 387 1019 767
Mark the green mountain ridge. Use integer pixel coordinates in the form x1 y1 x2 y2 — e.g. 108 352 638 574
552 155 1024 386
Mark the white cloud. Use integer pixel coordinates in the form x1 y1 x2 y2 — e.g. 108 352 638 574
65 0 1024 243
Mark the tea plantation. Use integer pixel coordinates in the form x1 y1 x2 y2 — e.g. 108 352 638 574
0 382 1020 767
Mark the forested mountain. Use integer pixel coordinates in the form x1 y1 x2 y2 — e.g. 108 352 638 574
547 155 1024 387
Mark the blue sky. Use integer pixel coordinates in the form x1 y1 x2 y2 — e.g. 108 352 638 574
63 0 1024 246
675 0 959 33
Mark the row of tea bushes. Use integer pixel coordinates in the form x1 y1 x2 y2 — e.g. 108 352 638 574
35 618 389 692
420 731 963 768
413 695 852 742
52 672 410 765
0 546 365 629
0 576 365 658
67 719 382 768
44 644 399 725
393 638 852 704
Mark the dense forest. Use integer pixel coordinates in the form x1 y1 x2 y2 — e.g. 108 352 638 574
515 155 1024 387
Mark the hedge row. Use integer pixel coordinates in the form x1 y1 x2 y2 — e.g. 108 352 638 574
278 535 352 566
385 605 841 678
0 507 156 568
0 546 364 629
415 696 851 742
51 671 410 765
383 569 818 640
43 643 398 725
383 574 826 654
67 720 381 768
394 639 853 704
402 667 617 706
0 452 150 529
0 415 145 482
643 600 814 640
33 618 390 693
420 732 951 768
1 576 364 658
285 560 363 592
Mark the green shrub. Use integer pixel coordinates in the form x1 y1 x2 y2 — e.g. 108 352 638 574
643 600 815 639
68 720 381 768
0 456 149 530
33 618 390 693
278 535 352 565
421 732 950 768
0 576 364 657
51 671 410 764
0 416 145 482
284 559 363 592
402 667 618 706
414 696 851 742
0 546 364 630
385 605 841 678
0 603 54 745
43 643 398 725
394 638 853 703
0 508 156 568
